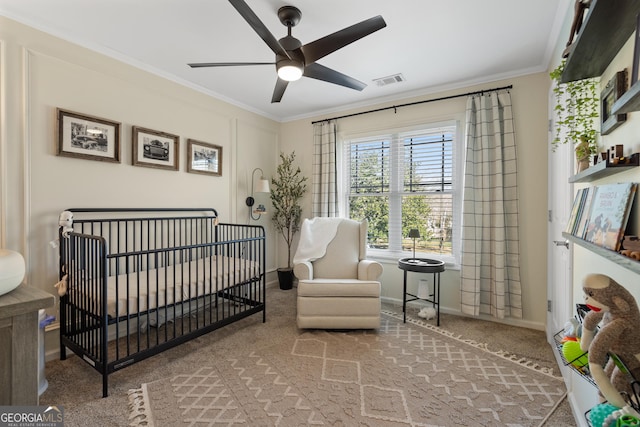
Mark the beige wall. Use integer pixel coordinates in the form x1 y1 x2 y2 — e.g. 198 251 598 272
0 17 281 312
281 72 551 330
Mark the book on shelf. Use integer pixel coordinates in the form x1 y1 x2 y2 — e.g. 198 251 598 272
565 188 585 235
574 187 596 239
583 182 637 251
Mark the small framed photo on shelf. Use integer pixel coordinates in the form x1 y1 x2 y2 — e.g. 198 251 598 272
632 13 640 84
132 126 179 171
600 70 627 135
186 139 222 176
56 108 121 163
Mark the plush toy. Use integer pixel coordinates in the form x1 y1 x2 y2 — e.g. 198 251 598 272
418 306 436 320
580 273 640 409
59 210 73 237
563 317 582 341
54 274 67 296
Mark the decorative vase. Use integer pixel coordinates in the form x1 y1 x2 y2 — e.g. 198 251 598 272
576 137 592 173
576 157 590 173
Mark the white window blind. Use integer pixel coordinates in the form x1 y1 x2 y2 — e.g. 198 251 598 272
344 123 458 262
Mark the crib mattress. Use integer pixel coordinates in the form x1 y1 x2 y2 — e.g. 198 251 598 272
71 255 260 318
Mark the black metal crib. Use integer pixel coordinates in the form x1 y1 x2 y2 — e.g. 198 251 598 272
57 208 266 397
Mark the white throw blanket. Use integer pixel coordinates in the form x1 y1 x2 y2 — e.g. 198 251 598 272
293 217 341 265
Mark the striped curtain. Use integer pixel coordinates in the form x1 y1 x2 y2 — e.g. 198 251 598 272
312 120 339 217
460 90 522 319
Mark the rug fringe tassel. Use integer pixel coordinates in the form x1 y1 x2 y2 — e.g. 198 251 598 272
128 386 154 427
381 310 561 379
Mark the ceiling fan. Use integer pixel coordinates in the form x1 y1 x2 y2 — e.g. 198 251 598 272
188 0 386 103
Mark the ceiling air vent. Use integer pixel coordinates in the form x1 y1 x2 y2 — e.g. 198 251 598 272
373 73 406 87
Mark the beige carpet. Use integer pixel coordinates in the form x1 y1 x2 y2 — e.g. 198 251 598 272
41 287 575 426
127 310 564 426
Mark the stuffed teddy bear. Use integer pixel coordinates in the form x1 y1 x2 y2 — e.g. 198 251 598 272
580 273 640 409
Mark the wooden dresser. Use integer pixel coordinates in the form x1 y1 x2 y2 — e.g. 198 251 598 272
0 285 54 405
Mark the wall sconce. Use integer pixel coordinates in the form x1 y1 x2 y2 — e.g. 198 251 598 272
246 167 270 220
408 228 420 260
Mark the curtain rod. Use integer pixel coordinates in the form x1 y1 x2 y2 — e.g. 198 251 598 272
311 84 513 124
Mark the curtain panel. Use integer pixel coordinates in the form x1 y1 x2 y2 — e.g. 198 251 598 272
460 91 522 319
312 120 339 217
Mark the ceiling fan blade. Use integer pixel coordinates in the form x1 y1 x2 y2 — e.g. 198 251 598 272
303 63 366 91
228 0 290 60
188 62 274 68
301 15 386 64
271 78 289 103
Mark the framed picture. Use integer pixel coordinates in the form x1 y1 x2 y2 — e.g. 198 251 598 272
56 108 121 162
187 139 222 176
600 70 627 135
632 13 640 84
132 126 179 171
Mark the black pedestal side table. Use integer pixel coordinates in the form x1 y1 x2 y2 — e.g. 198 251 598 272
398 258 445 326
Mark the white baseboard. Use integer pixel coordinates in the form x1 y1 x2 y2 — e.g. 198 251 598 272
381 296 545 331
46 348 60 363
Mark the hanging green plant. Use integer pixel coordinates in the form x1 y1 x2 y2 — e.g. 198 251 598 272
549 59 599 162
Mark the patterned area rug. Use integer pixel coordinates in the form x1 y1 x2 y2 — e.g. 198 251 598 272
128 311 565 426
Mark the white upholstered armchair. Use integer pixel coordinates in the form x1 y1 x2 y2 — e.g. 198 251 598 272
293 217 383 329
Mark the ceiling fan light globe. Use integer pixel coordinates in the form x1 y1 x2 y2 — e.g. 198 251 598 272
277 61 303 81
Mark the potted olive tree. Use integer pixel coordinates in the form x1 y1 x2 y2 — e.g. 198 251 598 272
550 59 599 172
270 151 307 290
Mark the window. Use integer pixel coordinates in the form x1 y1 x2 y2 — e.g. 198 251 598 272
343 122 460 263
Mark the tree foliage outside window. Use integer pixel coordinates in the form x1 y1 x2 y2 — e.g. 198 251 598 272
345 126 455 257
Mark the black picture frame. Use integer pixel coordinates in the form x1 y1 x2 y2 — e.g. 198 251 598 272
56 108 121 163
601 70 627 135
